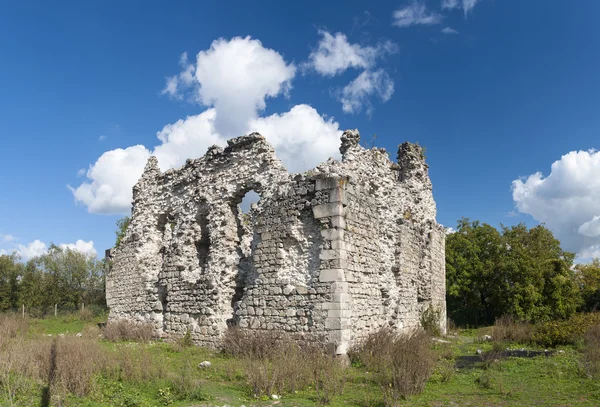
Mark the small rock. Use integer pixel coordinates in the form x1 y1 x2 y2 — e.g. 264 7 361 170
476 349 482 355
76 333 83 338
557 350 565 354
272 394 280 400
59 333 65 338
198 361 212 368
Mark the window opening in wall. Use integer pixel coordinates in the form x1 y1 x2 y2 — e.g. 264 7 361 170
240 190 260 214
195 207 210 273
228 188 261 326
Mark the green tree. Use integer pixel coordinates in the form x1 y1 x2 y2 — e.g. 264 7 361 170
0 254 23 311
446 219 581 326
32 245 106 312
446 219 503 326
574 258 600 311
115 216 131 247
18 260 46 311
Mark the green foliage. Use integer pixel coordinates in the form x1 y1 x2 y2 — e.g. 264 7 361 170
574 258 600 312
179 329 193 348
446 218 582 326
421 304 442 336
533 312 600 347
115 216 131 247
0 247 105 315
0 254 23 311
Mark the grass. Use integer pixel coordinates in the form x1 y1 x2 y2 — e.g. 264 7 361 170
1 313 600 406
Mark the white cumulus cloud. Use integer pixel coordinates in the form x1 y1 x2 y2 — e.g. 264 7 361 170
59 240 97 256
5 239 97 261
163 37 297 138
442 0 480 14
393 2 443 28
70 145 152 214
161 52 196 100
15 240 48 260
512 149 600 259
249 104 341 172
306 30 396 77
71 37 345 215
339 70 394 114
578 216 600 238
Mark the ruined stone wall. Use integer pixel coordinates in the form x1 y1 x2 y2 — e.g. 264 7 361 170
106 130 446 353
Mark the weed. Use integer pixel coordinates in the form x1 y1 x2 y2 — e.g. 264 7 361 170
102 319 154 343
421 305 442 336
352 328 435 405
582 323 600 378
492 315 534 344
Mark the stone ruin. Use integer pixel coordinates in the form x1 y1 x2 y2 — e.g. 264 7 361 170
105 129 446 355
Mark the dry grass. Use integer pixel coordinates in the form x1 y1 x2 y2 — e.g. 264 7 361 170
0 314 28 349
491 316 534 344
102 319 154 342
78 308 94 322
222 327 285 360
582 324 600 378
223 328 346 403
0 313 164 403
350 328 435 406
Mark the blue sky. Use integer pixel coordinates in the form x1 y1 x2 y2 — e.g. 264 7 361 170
1 0 600 260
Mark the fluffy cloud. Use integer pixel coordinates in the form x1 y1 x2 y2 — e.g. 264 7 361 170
163 37 296 138
578 216 600 238
339 70 394 114
512 149 600 259
15 240 48 260
72 37 347 215
72 104 342 214
59 240 97 256
442 27 459 34
442 0 480 14
2 239 97 260
306 31 396 77
70 145 152 214
249 104 341 172
161 52 196 100
393 2 443 28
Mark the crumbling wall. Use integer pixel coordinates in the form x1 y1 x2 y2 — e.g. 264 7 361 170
106 129 446 353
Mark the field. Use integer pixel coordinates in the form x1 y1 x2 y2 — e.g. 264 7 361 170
0 313 599 407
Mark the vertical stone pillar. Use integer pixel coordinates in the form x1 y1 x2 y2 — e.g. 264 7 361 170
312 177 352 355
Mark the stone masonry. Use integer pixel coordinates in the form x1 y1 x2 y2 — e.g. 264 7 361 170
105 130 446 354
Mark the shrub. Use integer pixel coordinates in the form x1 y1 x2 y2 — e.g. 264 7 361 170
582 324 600 378
79 308 94 322
380 329 436 405
102 319 154 343
492 315 534 344
421 305 442 337
351 328 435 405
223 328 346 401
533 312 600 347
348 328 396 370
309 351 346 405
222 327 283 360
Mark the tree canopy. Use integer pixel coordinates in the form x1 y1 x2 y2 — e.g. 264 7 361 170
0 246 105 314
446 218 582 326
